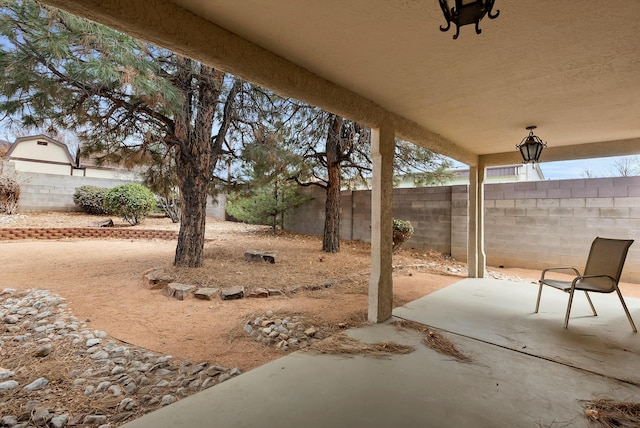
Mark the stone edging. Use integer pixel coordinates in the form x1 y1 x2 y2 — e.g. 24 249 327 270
0 228 178 241
0 288 241 426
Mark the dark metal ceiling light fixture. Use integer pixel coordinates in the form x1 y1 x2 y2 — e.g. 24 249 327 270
438 0 500 39
517 126 547 164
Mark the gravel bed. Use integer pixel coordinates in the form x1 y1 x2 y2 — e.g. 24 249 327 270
0 288 240 427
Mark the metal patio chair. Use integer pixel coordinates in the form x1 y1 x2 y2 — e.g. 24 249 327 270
534 237 637 332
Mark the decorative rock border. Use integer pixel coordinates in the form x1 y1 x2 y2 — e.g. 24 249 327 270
244 311 334 352
0 288 240 427
0 228 178 241
143 270 300 302
144 268 341 303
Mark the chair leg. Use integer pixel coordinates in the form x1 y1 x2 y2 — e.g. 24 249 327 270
584 291 597 316
564 287 576 329
535 283 544 313
615 287 637 333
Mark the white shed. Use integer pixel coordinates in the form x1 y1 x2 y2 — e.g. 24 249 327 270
4 134 139 180
4 134 74 175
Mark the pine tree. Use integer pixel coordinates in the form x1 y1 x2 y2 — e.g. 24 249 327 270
227 126 309 234
0 0 239 266
287 109 453 253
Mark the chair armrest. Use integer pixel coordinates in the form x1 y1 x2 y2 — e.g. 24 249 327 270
572 274 616 289
540 266 580 281
576 274 615 281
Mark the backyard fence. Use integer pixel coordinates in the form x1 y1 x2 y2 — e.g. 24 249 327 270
5 157 640 282
285 177 640 283
0 161 226 219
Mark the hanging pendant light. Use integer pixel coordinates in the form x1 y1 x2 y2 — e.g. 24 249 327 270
438 0 500 39
517 126 547 164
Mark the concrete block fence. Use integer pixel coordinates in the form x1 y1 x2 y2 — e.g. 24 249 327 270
7 169 133 212
5 163 640 282
0 165 226 219
285 177 640 283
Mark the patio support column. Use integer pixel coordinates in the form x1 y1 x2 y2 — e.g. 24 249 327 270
467 159 486 278
368 120 395 323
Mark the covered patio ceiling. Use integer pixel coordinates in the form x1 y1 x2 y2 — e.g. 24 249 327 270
40 0 640 167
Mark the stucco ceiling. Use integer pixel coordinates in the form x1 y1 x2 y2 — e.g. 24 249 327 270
40 0 640 165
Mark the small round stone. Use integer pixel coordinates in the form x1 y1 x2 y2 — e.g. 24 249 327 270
0 380 19 391
23 377 48 391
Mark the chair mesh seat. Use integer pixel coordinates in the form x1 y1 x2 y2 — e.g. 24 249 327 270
539 279 571 291
540 278 615 293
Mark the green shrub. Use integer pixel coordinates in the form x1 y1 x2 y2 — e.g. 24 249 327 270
103 183 156 225
392 219 414 252
226 184 311 235
73 185 109 215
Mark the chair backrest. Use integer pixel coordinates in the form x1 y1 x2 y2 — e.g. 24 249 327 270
583 237 634 292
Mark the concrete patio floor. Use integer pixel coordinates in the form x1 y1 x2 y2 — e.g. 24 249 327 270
122 279 640 427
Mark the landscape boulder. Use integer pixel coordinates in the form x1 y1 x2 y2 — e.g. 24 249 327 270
244 251 276 264
91 218 114 228
246 287 269 298
163 283 195 300
194 288 220 300
143 269 176 290
220 286 244 300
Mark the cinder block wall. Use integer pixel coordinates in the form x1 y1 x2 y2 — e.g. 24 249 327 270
450 185 469 260
351 190 372 241
206 194 227 220
392 187 452 253
14 172 133 212
285 177 640 282
285 186 327 236
285 186 454 253
483 177 640 283
1 167 226 220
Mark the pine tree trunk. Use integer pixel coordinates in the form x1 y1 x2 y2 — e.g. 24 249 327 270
174 155 209 267
323 114 342 253
272 181 278 235
173 58 223 267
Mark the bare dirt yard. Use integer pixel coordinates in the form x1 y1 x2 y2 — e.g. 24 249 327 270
0 212 476 426
0 212 470 369
3 212 638 426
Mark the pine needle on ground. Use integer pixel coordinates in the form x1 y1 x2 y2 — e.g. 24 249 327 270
0 340 119 420
582 399 640 428
305 332 415 358
392 319 472 363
